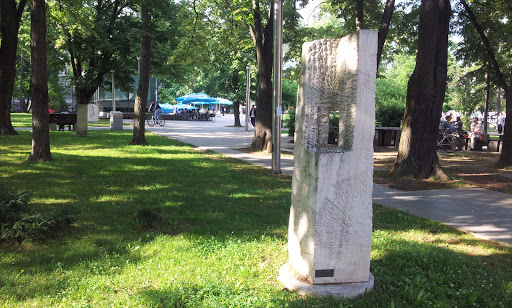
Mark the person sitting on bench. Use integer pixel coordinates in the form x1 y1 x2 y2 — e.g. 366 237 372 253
469 117 483 151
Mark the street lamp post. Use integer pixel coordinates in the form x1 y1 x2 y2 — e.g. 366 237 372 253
272 0 283 174
245 65 251 132
111 70 116 112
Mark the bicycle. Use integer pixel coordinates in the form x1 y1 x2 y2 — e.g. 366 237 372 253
437 131 460 153
147 112 165 127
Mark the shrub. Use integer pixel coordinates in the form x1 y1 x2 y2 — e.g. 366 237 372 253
0 185 74 244
376 102 405 127
0 185 30 225
329 111 340 127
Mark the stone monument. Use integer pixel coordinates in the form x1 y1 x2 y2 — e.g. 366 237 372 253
278 30 377 298
110 111 123 130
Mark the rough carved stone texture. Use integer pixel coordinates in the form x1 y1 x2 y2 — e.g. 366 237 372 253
288 30 377 285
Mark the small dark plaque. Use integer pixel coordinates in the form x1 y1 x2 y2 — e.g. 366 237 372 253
315 269 334 278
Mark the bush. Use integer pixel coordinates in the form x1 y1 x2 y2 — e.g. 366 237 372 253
376 102 405 127
0 185 30 225
0 185 74 244
329 111 340 127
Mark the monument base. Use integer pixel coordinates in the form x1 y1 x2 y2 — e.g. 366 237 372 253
278 263 374 299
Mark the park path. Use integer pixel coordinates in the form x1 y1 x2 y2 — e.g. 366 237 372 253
143 114 512 246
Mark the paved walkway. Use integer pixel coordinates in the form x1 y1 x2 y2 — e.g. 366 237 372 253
142 114 512 246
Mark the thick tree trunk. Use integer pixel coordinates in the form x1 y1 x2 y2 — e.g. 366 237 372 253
377 0 395 72
496 81 512 168
130 5 151 146
251 53 273 151
233 100 241 126
69 38 99 137
0 0 27 135
250 0 274 152
75 89 96 136
27 0 52 162
356 0 364 30
391 0 451 179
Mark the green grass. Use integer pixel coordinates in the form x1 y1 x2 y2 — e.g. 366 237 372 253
1 131 511 307
11 113 128 128
10 113 32 127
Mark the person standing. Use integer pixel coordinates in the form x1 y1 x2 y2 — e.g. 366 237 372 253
250 105 256 128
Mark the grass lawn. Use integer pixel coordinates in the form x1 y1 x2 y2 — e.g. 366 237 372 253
10 113 32 127
1 131 511 307
10 113 128 128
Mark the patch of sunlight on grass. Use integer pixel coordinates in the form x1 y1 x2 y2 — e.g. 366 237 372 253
162 200 184 207
229 193 259 199
437 242 493 256
136 184 174 191
31 197 75 205
92 195 133 202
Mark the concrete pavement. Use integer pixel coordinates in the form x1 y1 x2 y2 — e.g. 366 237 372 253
144 114 512 246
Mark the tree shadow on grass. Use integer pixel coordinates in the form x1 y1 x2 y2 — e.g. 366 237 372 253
134 237 512 307
0 131 292 303
3 131 510 306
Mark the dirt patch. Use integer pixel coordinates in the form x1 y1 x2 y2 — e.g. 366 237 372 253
373 146 512 194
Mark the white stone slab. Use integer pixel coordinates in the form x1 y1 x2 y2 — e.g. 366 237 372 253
278 263 374 299
287 30 377 288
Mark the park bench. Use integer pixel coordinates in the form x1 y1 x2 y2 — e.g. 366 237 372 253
374 127 402 147
464 133 503 152
49 113 77 131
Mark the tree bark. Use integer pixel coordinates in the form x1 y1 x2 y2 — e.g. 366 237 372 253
233 99 241 126
73 80 97 136
377 0 395 72
130 4 151 146
249 0 274 152
391 0 451 179
497 75 512 168
0 0 28 135
27 0 52 162
356 0 364 30
496 88 501 114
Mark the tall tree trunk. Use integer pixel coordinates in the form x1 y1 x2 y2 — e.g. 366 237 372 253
73 86 98 136
19 53 25 111
69 40 102 137
27 0 52 162
496 88 501 114
377 0 395 72
233 100 241 127
356 0 364 30
497 77 512 168
249 0 274 152
483 72 490 138
0 0 27 135
391 0 451 179
130 4 151 145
